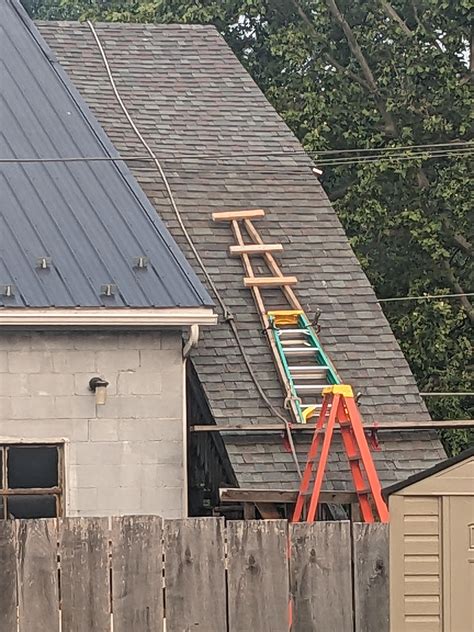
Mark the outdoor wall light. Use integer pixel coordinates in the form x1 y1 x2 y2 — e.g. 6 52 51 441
89 377 110 405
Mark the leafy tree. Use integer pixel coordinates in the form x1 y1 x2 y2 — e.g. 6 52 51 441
24 0 473 453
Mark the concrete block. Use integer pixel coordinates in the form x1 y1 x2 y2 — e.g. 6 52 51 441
118 418 182 442
33 333 76 351
69 441 140 466
52 350 96 373
0 418 88 441
0 397 12 420
139 348 181 370
68 487 98 513
96 349 140 373
117 370 162 395
28 373 74 397
54 396 96 419
96 395 181 420
8 351 53 374
89 419 119 442
0 334 32 351
11 396 56 420
160 331 181 350
96 486 142 513
118 332 161 349
127 440 184 465
141 486 184 517
0 352 7 372
72 332 120 350
142 464 182 488
0 373 29 396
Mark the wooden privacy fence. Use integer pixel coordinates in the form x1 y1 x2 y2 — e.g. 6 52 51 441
0 517 389 632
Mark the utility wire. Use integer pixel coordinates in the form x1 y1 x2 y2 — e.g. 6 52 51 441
87 21 302 478
379 292 474 303
420 392 474 397
1 146 472 166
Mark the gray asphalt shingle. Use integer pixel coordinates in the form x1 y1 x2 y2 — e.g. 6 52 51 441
37 20 446 488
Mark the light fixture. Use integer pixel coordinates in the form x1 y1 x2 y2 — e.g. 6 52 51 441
89 377 110 405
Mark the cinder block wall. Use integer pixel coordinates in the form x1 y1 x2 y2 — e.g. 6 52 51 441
0 331 186 518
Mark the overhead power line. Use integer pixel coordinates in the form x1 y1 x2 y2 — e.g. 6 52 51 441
420 392 474 397
0 141 472 166
378 292 474 303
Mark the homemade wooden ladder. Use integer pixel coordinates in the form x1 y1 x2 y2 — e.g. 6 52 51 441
212 208 389 522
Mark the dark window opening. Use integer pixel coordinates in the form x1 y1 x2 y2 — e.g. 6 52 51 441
0 444 62 519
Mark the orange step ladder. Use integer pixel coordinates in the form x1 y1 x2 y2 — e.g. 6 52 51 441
292 384 389 523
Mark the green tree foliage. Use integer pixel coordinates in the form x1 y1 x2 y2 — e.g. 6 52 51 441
24 0 473 452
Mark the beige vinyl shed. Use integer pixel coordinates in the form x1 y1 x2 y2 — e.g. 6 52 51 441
385 447 474 632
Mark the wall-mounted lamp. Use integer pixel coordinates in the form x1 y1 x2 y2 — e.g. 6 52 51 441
89 376 109 405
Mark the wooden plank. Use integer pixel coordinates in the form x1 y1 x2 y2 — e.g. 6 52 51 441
164 518 226 632
59 517 110 632
229 243 283 255
244 276 298 287
191 419 474 431
220 487 357 505
212 209 265 221
111 516 163 632
227 520 289 632
0 520 17 632
290 521 353 632
353 522 389 632
243 218 302 310
17 519 59 632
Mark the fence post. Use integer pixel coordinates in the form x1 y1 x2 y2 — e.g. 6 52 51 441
352 522 389 632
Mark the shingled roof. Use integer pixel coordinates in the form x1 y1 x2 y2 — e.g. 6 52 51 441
38 20 446 488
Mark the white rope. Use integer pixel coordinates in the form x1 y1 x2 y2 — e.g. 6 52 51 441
86 20 302 477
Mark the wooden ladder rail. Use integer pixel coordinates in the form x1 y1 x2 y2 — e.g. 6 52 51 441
213 208 304 425
228 217 301 424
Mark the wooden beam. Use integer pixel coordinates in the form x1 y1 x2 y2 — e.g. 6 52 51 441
244 276 298 288
220 487 358 505
212 209 265 222
229 244 284 256
191 419 474 432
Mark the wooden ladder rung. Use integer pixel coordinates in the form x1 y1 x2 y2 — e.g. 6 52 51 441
244 276 298 288
229 244 283 255
212 209 265 222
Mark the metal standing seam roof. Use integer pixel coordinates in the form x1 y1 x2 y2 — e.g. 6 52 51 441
38 19 447 489
0 0 213 309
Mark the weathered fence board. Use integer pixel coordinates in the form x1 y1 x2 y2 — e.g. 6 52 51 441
0 520 17 632
112 515 163 632
0 516 390 631
227 520 289 632
164 517 226 632
290 521 353 632
17 519 59 632
59 517 110 632
353 523 389 632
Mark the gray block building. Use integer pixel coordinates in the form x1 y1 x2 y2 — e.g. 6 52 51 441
0 0 216 519
1 0 445 520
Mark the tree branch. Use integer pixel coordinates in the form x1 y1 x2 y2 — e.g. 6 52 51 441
324 0 398 136
379 0 413 37
289 0 371 92
441 259 474 324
